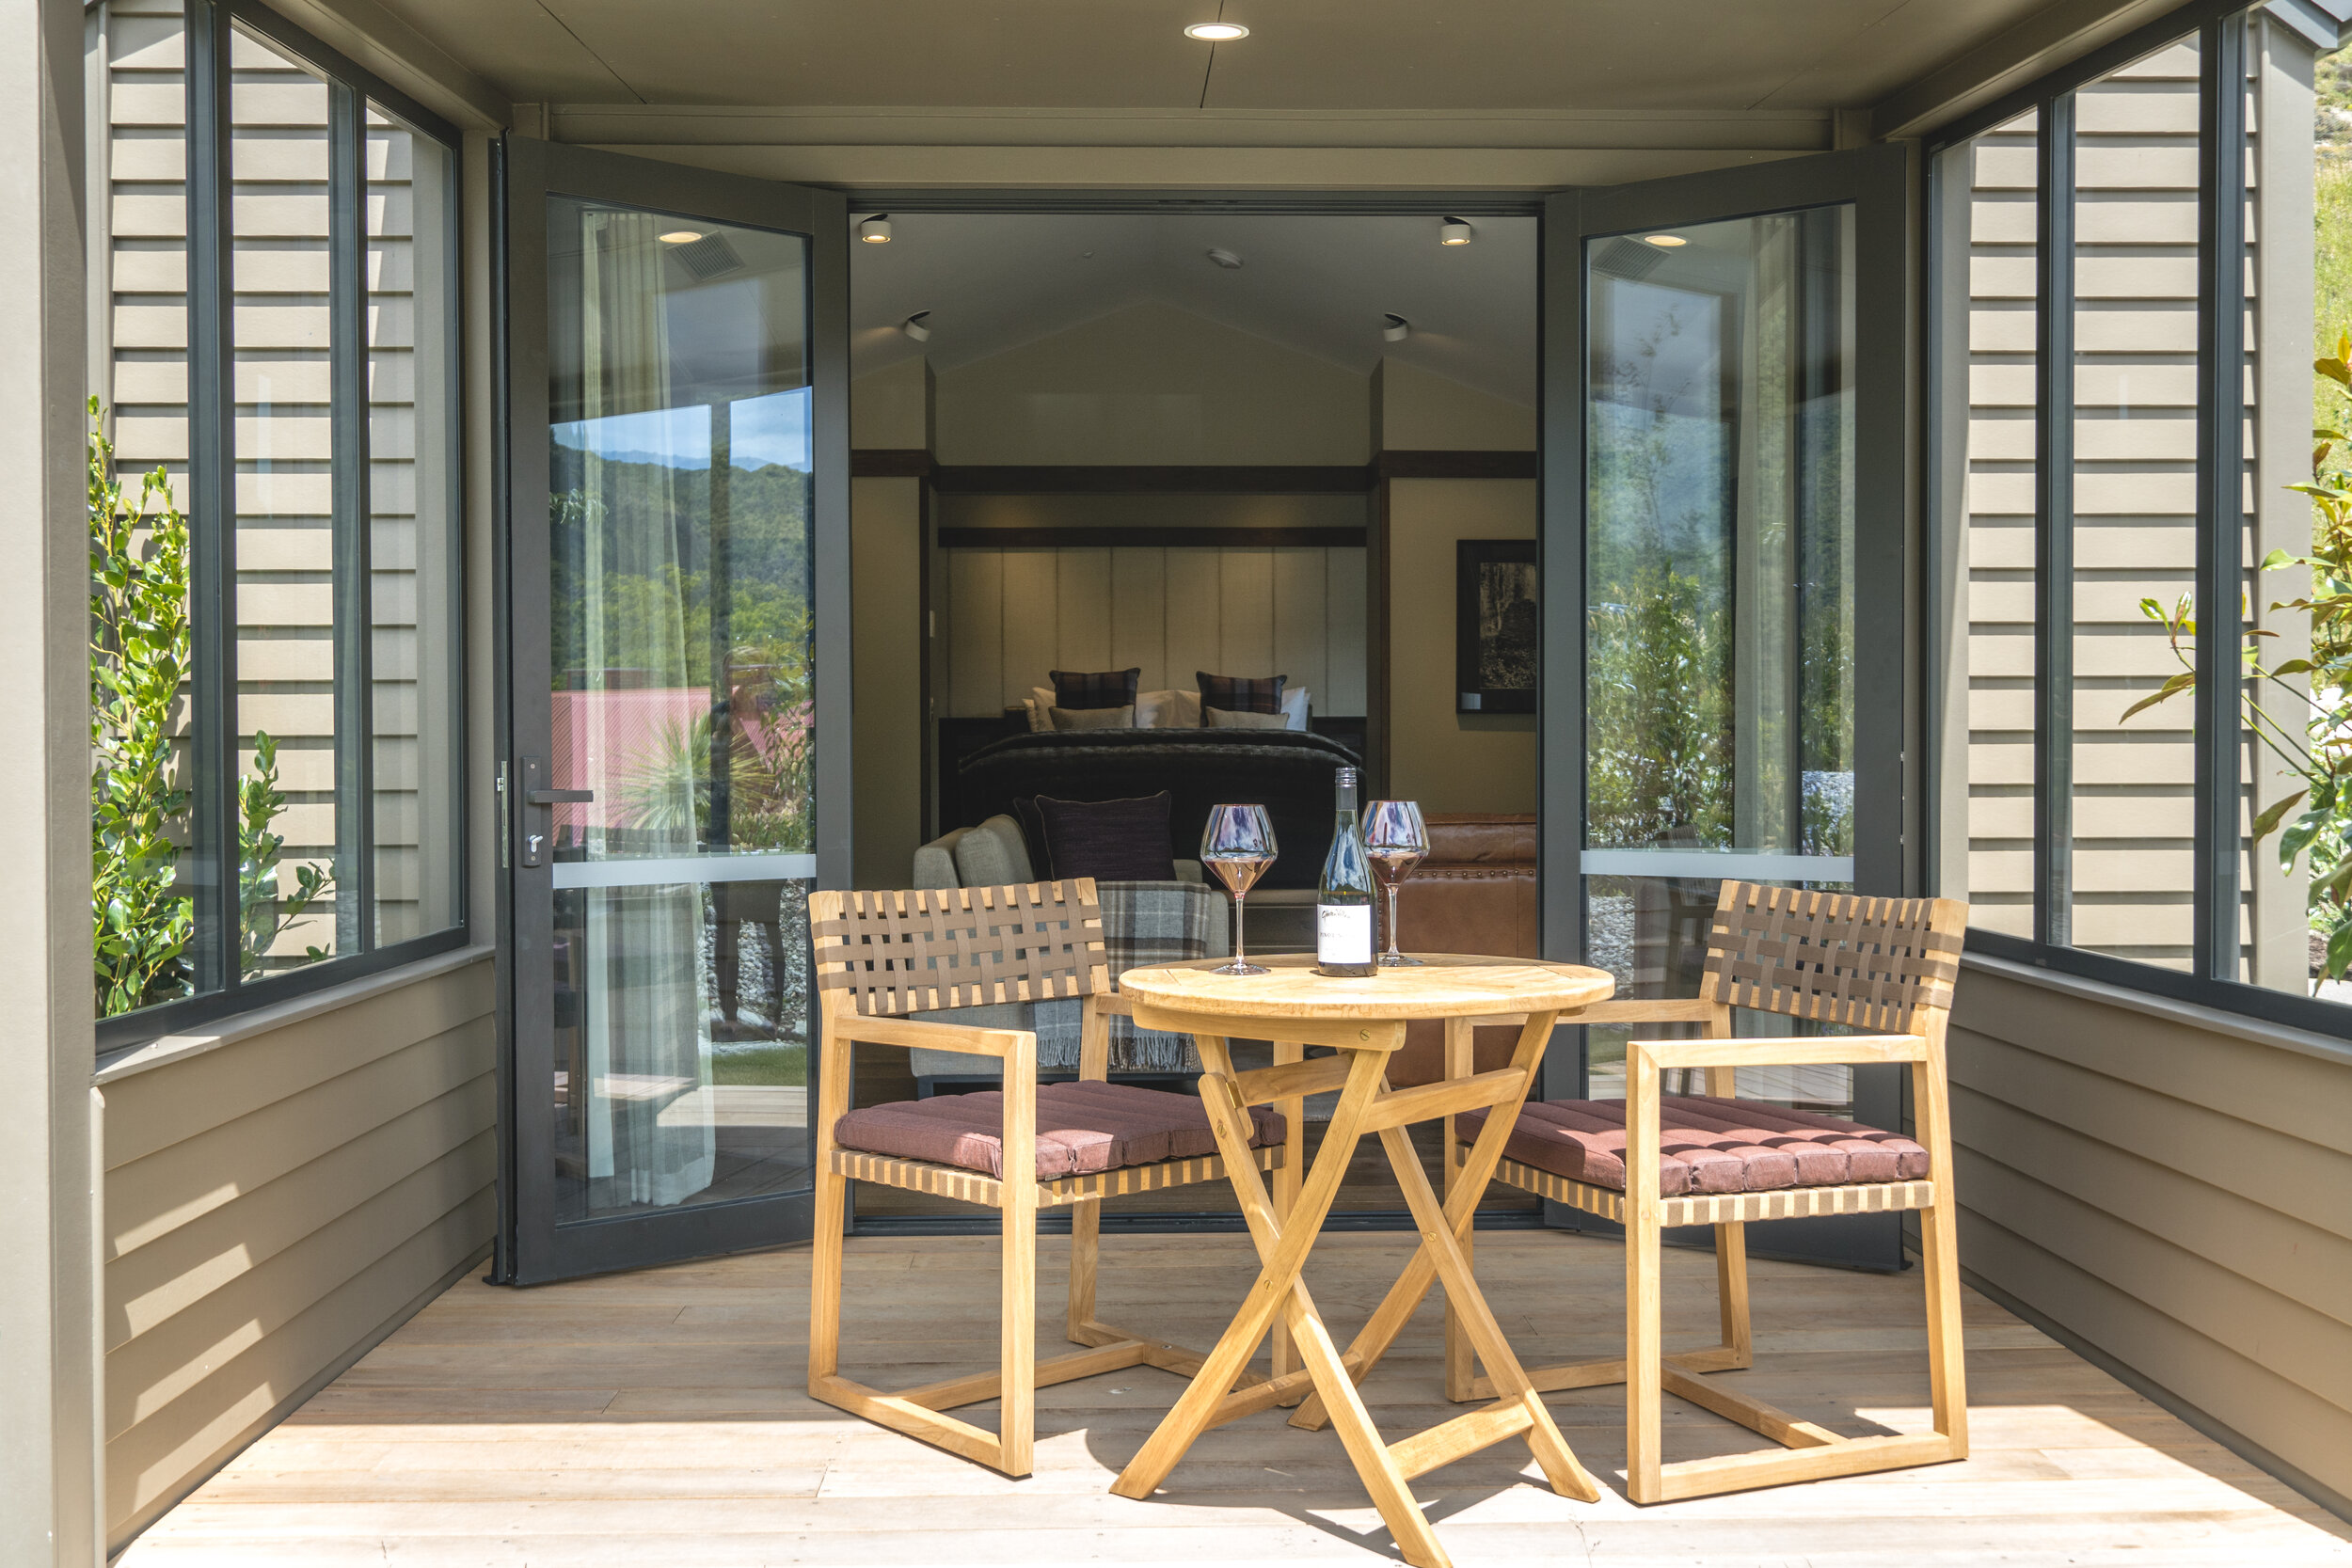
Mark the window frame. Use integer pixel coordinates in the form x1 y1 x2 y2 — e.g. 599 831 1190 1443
1927 0 2352 1038
94 0 469 1058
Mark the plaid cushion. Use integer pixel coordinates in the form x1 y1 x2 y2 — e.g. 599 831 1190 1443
1196 671 1287 716
1051 667 1141 709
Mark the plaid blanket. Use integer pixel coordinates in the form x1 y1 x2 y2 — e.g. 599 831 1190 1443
909 880 1228 1078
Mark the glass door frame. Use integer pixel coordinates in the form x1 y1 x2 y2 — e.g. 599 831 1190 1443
1538 144 1918 1269
495 136 851 1284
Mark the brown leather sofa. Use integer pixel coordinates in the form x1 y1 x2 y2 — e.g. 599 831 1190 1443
1388 814 1538 1086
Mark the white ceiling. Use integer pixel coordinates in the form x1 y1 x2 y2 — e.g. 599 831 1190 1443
851 212 1538 404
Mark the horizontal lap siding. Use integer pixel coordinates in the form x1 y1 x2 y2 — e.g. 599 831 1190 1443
1950 960 2352 1511
100 954 497 1549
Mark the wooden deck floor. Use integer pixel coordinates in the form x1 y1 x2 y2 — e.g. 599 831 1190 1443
120 1230 2352 1566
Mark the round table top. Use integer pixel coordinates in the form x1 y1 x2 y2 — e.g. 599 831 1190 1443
1119 952 1614 1022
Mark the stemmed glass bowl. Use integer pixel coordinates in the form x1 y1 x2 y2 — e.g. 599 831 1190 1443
1200 804 1278 975
1363 800 1429 967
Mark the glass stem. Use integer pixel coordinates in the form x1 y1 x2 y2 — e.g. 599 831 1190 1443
1385 883 1401 959
1233 893 1247 968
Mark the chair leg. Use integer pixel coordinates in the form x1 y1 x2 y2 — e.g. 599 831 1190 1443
808 1161 849 1386
1713 1221 1752 1370
1067 1197 1100 1344
1625 1045 1666 1505
1915 1055 1970 1457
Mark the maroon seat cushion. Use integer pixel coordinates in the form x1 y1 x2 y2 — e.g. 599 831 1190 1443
1456 1097 1929 1196
834 1080 1285 1181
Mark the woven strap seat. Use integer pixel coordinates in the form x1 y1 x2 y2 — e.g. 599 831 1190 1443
835 1080 1286 1181
1457 1096 1928 1196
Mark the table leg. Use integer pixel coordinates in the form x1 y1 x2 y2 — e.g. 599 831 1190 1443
1270 1037 1304 1395
1292 1011 1559 1433
1120 1043 1452 1567
1373 1119 1599 1501
1111 1046 1388 1505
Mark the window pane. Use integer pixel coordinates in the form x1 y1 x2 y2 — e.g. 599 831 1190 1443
231 25 339 975
367 108 462 943
92 0 211 1013
2075 37 2202 968
1585 208 1856 860
1934 112 2038 936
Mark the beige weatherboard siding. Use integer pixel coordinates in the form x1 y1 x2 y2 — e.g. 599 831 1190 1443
96 950 496 1549
1949 956 2352 1517
1943 35 2299 984
95 0 444 961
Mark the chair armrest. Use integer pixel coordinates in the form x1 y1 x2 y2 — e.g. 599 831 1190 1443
1575 997 1722 1025
1632 1033 1929 1070
834 1012 1032 1060
1092 990 1135 1017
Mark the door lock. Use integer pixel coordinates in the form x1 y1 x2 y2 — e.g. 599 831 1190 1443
516 756 592 869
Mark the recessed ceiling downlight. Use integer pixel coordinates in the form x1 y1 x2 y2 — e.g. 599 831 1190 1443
1438 217 1473 246
1382 313 1411 343
660 230 704 245
902 311 932 343
1184 22 1248 40
859 214 894 244
1644 233 1688 247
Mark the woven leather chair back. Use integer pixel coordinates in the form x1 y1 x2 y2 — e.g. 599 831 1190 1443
1700 881 1965 1033
809 881 1110 1016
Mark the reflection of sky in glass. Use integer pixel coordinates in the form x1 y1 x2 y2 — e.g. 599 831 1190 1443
552 387 810 471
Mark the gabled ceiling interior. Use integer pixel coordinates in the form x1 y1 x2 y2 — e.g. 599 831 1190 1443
850 213 1539 404
377 0 2064 118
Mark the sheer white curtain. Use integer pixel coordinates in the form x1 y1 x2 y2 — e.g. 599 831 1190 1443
576 208 716 1211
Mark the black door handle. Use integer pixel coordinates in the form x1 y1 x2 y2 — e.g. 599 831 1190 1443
527 788 595 805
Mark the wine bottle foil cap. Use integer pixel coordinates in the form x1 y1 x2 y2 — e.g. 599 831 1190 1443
1336 766 1359 784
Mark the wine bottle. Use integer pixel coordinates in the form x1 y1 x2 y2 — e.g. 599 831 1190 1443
1316 767 1377 977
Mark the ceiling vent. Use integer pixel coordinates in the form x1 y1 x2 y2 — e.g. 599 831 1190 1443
669 232 745 282
1592 236 1665 282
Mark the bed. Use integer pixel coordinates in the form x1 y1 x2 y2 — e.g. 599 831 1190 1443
954 727 1364 890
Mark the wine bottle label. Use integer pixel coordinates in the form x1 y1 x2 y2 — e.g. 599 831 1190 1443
1317 904 1374 966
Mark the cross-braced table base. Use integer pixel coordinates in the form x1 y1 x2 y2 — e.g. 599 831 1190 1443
1110 1010 1598 1568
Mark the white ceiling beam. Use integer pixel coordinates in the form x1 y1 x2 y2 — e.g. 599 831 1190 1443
254 0 512 132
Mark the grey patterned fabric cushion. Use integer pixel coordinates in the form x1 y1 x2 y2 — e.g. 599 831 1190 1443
948 815 1034 888
1457 1097 1929 1196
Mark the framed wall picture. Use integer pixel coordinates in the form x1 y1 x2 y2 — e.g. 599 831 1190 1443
1455 539 1537 715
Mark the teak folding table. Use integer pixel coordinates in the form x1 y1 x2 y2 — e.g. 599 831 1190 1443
1109 954 1614 1568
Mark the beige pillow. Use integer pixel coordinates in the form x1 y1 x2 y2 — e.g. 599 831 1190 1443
1203 705 1290 730
1051 704 1135 731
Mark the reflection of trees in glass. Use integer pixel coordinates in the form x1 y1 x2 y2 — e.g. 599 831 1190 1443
1588 566 1735 848
551 448 814 853
1584 215 1854 858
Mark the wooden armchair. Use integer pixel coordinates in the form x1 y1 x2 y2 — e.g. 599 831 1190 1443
806 879 1294 1478
1446 879 1970 1503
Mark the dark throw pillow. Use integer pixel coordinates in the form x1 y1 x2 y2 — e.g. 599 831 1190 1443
1011 796 1053 877
1050 667 1142 710
1032 792 1178 883
1196 671 1287 717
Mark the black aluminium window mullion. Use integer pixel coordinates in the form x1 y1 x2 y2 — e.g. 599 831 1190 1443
328 82 373 954
185 0 238 995
2194 17 2249 979
2036 96 2077 950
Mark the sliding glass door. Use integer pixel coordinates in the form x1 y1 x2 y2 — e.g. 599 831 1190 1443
500 141 850 1284
1544 146 1913 1269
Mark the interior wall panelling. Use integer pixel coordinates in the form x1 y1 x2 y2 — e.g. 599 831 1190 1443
945 543 1366 716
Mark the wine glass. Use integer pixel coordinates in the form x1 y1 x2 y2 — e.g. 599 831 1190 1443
1200 804 1278 975
1363 800 1429 967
